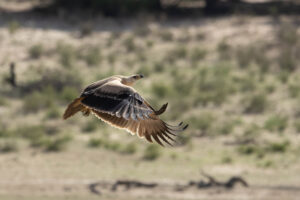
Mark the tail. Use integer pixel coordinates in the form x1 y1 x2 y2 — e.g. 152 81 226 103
63 97 85 120
155 103 168 115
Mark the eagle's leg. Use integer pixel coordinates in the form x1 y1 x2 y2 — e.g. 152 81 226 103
81 107 91 117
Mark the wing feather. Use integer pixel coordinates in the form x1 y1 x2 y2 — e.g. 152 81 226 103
81 80 154 121
91 109 186 146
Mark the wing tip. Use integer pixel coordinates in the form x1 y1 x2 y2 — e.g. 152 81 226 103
183 124 189 130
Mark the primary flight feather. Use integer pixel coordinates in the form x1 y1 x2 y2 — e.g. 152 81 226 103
63 74 188 146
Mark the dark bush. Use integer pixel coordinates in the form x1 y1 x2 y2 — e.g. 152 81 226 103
22 69 82 94
196 66 234 106
88 138 103 148
0 141 18 153
244 94 268 114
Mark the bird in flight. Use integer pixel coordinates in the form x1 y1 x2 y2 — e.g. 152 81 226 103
63 74 188 146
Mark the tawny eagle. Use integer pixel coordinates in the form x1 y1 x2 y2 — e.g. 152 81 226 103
63 74 188 146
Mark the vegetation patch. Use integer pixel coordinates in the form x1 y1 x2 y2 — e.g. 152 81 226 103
264 115 288 133
244 94 268 114
143 145 161 161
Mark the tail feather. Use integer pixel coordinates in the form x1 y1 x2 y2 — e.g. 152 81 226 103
63 97 85 120
155 103 168 115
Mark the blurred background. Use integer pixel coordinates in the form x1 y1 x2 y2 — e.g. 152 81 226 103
0 0 300 199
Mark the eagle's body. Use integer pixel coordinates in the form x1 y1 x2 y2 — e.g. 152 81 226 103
63 75 187 146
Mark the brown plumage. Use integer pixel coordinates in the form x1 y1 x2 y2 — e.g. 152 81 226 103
63 74 188 146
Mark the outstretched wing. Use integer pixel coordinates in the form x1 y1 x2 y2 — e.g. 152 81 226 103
92 110 188 146
79 79 188 146
80 80 153 121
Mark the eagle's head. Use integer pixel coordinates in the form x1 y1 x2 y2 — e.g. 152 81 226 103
119 74 144 86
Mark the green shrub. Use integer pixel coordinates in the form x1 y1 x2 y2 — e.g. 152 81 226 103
103 140 122 152
237 145 258 155
244 94 268 114
288 82 300 98
264 84 275 94
170 152 178 160
235 45 256 68
88 137 123 152
278 50 297 71
266 141 290 153
30 136 48 148
233 75 257 92
158 30 173 41
178 32 191 43
153 62 164 73
44 125 60 136
165 45 188 63
0 127 10 138
134 25 150 37
143 145 161 161
151 83 170 98
15 125 60 149
44 135 72 152
217 120 236 135
264 115 288 133
59 87 78 103
177 132 192 146
107 53 116 64
171 46 187 59
45 106 61 119
294 119 300 133
146 40 153 48
258 160 274 168
190 48 207 63
137 65 151 77
123 36 136 52
217 40 231 60
189 113 215 135
88 138 103 148
277 22 298 46
121 143 137 154
29 44 44 59
22 69 82 94
254 52 271 73
0 140 18 153
276 22 298 72
0 97 7 106
135 51 146 62
80 22 93 37
277 70 289 84
7 20 20 34
195 32 205 40
16 125 45 140
173 76 194 96
243 123 260 138
196 66 234 106
221 155 233 164
23 91 54 113
82 120 98 133
82 47 101 66
56 43 76 68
